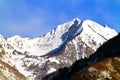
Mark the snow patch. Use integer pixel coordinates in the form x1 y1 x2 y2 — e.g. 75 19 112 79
47 67 56 74
49 57 60 64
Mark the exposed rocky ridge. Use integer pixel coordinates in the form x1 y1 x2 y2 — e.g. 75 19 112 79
0 45 27 80
43 33 120 80
0 18 118 80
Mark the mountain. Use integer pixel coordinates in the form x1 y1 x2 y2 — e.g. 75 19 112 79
0 18 117 80
43 33 120 80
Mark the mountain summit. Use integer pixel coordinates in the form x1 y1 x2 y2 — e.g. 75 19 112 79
0 18 118 80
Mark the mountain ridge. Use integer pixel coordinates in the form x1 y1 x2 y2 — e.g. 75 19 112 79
0 18 118 80
44 33 120 80
1 18 117 56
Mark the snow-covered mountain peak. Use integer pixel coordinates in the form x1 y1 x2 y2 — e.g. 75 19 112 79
43 18 81 37
82 19 117 39
36 18 82 55
0 18 118 80
73 17 81 22
0 18 118 57
73 19 118 53
0 18 82 57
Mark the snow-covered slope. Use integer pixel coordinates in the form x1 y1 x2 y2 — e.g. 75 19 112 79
0 18 118 80
2 18 117 57
4 18 82 56
71 20 117 58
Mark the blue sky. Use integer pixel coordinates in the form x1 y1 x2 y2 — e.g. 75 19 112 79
0 0 120 38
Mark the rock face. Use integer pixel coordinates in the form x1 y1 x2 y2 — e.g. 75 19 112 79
44 33 120 80
0 18 117 80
